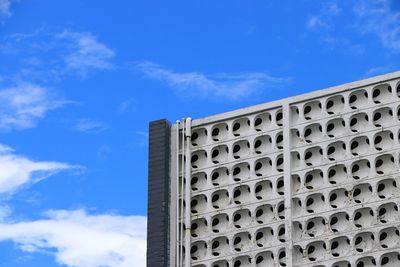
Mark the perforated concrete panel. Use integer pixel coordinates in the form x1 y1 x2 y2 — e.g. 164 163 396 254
148 71 400 267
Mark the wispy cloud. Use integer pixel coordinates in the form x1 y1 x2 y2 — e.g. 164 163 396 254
58 31 115 75
134 131 148 147
72 118 108 133
307 16 328 30
0 29 115 81
354 0 400 53
135 131 148 139
364 65 396 77
0 84 65 131
307 2 342 30
0 0 11 19
0 205 11 221
97 145 111 160
118 98 135 113
0 143 14 153
321 36 365 55
0 144 74 195
0 209 146 267
136 61 289 100
305 2 367 56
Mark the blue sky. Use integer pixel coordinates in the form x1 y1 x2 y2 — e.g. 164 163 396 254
0 0 399 266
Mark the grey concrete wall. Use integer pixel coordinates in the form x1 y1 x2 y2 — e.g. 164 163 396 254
173 72 400 267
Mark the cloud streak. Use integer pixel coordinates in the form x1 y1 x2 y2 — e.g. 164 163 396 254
354 0 400 53
0 84 65 131
136 61 289 100
0 144 73 195
0 0 11 18
118 98 135 113
72 119 109 133
0 205 11 221
0 29 115 81
0 209 146 267
59 31 115 75
364 65 397 77
307 2 342 30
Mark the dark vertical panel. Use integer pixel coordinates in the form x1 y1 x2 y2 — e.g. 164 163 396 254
147 119 171 267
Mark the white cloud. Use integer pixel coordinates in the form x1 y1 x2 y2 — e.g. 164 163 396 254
0 205 11 221
354 0 400 53
0 144 73 194
325 2 342 16
364 65 396 77
307 16 327 30
321 36 365 55
0 29 115 81
72 119 108 133
59 31 115 74
0 84 64 131
134 131 149 147
136 61 289 100
307 2 342 30
135 131 148 138
0 209 147 267
97 145 110 160
305 2 369 55
117 98 135 113
0 0 11 18
0 143 14 153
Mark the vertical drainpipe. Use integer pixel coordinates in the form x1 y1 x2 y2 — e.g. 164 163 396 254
180 119 186 267
283 104 293 267
184 118 192 267
175 120 181 267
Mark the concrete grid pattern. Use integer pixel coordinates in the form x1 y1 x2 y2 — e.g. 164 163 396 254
169 72 400 267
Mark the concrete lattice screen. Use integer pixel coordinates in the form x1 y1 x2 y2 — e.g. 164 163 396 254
170 74 400 267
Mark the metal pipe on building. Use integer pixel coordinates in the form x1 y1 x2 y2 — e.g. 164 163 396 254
184 118 192 267
175 120 180 267
179 119 185 267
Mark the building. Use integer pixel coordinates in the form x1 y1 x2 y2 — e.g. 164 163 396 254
147 71 400 267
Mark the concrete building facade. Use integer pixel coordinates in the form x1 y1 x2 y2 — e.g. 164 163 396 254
147 71 400 267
